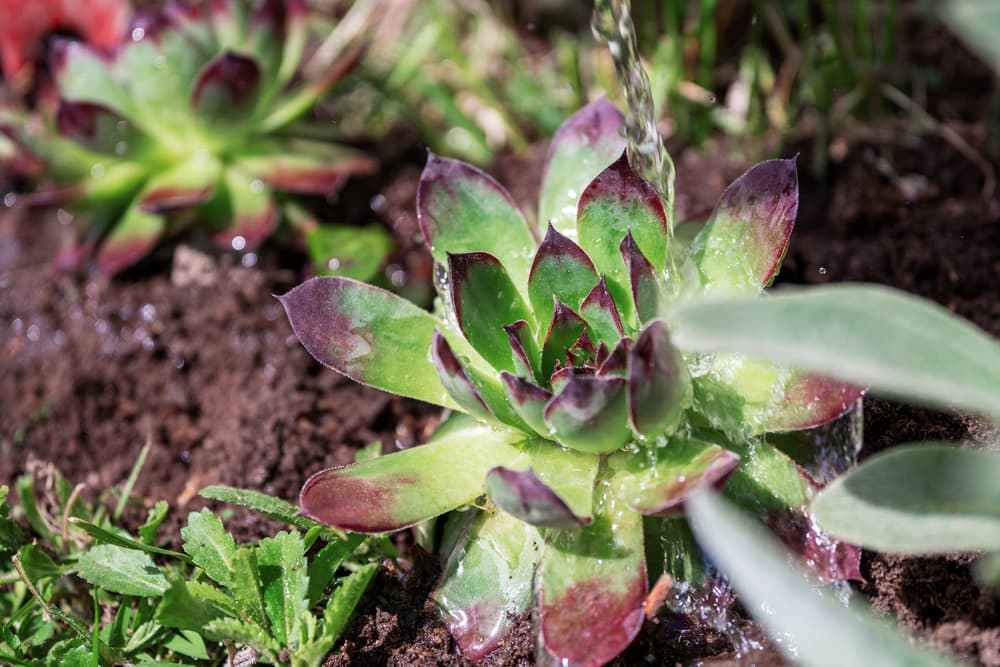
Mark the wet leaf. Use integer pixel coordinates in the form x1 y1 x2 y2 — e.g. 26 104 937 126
75 544 168 597
486 467 589 528
579 277 624 347
191 51 262 124
181 509 237 587
620 231 660 324
256 531 308 648
55 101 141 156
431 330 492 420
539 98 627 235
690 159 798 292
544 374 630 454
418 153 536 291
529 224 599 330
306 223 392 282
541 299 589 380
500 372 552 435
628 320 688 439
505 320 542 382
137 152 221 214
95 203 164 277
812 444 1000 553
212 166 278 250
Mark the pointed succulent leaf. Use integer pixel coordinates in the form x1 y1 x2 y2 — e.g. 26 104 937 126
598 337 630 377
768 509 863 583
418 154 536 292
208 0 247 48
542 299 589 380
56 101 141 156
544 375 630 454
628 320 689 439
278 277 459 409
433 510 543 661
96 204 165 277
238 140 376 195
212 167 278 250
501 372 552 435
246 0 286 83
621 231 661 324
812 444 1000 553
519 438 600 521
299 421 526 532
610 438 740 516
579 277 624 347
137 153 221 214
550 365 593 394
191 51 262 124
539 98 627 235
690 159 798 292
449 252 534 373
538 476 646 667
578 154 669 282
724 439 810 515
505 320 542 383
431 330 492 421
486 467 588 528
766 372 864 432
52 39 135 119
529 224 599 330
277 0 308 85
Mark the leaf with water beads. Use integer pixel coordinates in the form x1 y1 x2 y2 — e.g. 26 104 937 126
500 372 552 435
579 277 625 346
486 466 590 528
627 320 689 439
541 299 590 380
211 166 279 251
544 374 631 455
238 139 377 195
528 224 599 331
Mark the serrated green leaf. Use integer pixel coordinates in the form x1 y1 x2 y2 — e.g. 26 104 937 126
307 534 366 606
203 617 281 663
198 486 326 534
155 579 226 632
70 519 190 562
318 563 378 647
256 531 309 649
139 501 169 546
230 548 269 630
123 620 161 653
75 545 168 597
161 629 209 660
14 475 55 543
181 509 237 586
16 545 61 582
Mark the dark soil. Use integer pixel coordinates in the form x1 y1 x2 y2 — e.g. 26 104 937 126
3 21 1000 667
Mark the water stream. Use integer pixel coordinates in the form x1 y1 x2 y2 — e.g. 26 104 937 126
591 0 677 230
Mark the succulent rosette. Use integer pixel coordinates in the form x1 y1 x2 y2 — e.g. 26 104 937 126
280 99 862 665
10 0 376 276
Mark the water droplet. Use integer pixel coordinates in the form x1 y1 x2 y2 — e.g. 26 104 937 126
327 257 341 271
90 164 105 179
56 209 74 225
249 179 264 194
231 236 247 251
241 252 258 267
131 27 145 41
370 193 386 211
3 193 17 207
26 324 40 342
818 266 828 276
115 141 128 155
140 304 157 322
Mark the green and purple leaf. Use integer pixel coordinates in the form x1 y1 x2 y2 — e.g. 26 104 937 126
52 39 135 119
431 330 492 420
450 252 533 373
690 158 798 292
278 277 457 409
528 224 599 330
578 154 669 283
544 375 630 454
766 372 864 432
191 51 262 123
212 167 278 250
542 299 589 380
628 320 689 439
96 204 165 277
433 511 543 660
417 154 536 291
597 338 631 378
538 477 646 667
768 510 863 583
610 438 740 516
239 141 377 195
486 467 589 528
505 320 542 383
55 101 140 156
579 277 625 349
539 98 627 235
299 421 526 533
621 231 661 324
137 153 221 214
501 372 552 435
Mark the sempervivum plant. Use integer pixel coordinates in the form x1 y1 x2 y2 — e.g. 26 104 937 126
13 0 376 276
280 99 862 665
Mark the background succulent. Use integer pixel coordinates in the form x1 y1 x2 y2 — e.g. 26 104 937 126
279 98 863 665
8 0 378 276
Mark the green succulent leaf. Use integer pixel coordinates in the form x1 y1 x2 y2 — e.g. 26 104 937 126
812 444 1000 553
212 166 279 250
55 101 142 156
433 510 543 661
724 439 811 515
136 152 221 214
238 139 377 195
500 372 553 435
52 40 135 120
418 153 536 292
671 284 1000 418
449 251 534 373
541 299 589 379
579 277 625 347
528 224 600 330
278 277 459 410
306 222 392 282
430 330 495 421
620 231 661 324
628 320 689 439
544 374 631 454
687 490 960 667
690 158 798 292
486 467 588 528
95 203 164 277
505 320 543 383
191 51 263 126
539 97 627 235
299 420 526 533
538 474 646 666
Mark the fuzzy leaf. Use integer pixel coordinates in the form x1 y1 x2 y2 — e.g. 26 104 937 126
687 491 959 667
610 438 740 516
95 203 164 277
690 159 798 292
181 509 237 587
544 375 630 454
299 421 526 533
539 98 627 234
578 154 669 284
628 320 688 439
191 51 261 123
433 510 543 660
418 154 536 291
450 252 533 373
75 544 168 597
203 618 280 661
812 444 1000 553
528 224 599 330
230 547 269 630
671 285 1000 418
256 531 308 648
156 579 226 632
538 477 646 667
279 277 458 410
